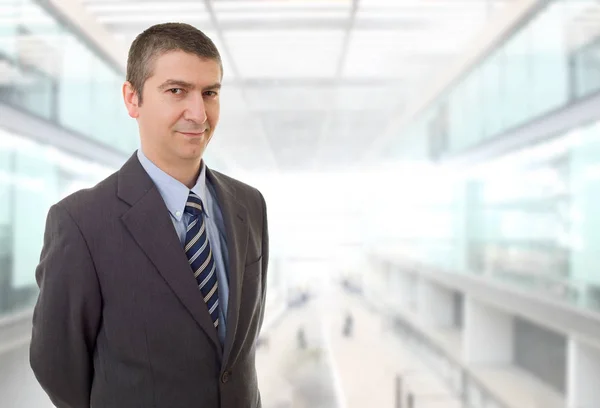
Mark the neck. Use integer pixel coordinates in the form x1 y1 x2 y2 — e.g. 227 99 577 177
142 147 201 189
166 162 201 190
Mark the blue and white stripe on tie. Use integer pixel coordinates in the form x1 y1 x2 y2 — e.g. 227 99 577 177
184 191 220 328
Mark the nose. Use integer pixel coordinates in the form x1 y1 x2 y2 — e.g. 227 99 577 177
184 92 207 124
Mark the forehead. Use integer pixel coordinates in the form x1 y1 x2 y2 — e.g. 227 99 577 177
148 50 221 83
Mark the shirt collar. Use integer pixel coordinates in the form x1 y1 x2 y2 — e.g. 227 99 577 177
137 149 209 222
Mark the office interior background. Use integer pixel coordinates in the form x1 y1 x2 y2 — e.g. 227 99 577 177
2 0 600 407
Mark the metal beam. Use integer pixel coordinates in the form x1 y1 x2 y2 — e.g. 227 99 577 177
45 0 127 72
0 102 127 168
336 0 360 79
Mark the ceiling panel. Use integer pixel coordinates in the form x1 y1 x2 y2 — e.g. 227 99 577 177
224 30 345 78
241 80 407 112
324 110 392 138
217 10 350 21
358 0 511 10
244 85 332 111
213 1 351 30
84 0 210 24
85 1 208 13
77 0 519 172
100 15 211 24
213 0 352 11
334 84 405 111
342 29 477 78
313 110 393 166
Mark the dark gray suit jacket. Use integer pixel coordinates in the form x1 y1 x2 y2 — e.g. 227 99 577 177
30 152 269 408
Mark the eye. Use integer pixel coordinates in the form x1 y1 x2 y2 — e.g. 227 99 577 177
169 88 184 95
204 90 218 97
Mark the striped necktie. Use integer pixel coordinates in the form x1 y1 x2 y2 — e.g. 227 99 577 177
184 191 219 329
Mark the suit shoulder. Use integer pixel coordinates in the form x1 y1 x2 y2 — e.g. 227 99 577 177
211 169 264 201
55 170 119 219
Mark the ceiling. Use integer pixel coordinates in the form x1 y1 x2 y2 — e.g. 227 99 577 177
78 0 517 173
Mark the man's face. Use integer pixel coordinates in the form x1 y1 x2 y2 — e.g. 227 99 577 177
125 50 221 164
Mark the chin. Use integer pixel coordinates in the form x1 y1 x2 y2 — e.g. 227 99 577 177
178 146 205 161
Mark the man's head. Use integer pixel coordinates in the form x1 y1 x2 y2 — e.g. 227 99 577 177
123 23 223 168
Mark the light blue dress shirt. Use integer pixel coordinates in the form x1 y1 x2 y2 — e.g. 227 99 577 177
137 149 229 345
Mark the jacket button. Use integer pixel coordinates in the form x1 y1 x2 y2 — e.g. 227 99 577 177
221 371 231 384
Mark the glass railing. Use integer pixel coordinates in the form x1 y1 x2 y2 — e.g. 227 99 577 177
356 289 511 408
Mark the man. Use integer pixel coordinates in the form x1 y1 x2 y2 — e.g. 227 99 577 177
30 23 269 408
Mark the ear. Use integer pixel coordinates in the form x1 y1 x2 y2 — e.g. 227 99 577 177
122 81 140 118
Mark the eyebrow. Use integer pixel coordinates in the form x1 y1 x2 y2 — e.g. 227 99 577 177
158 80 221 92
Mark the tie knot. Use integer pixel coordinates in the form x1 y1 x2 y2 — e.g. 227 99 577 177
185 192 204 216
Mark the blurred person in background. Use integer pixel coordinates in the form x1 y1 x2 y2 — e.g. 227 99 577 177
342 311 354 338
29 22 269 408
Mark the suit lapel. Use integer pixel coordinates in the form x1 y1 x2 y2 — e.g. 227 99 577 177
206 168 248 368
117 153 223 356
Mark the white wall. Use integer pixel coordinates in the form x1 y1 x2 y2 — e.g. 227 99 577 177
463 296 514 364
567 338 600 408
417 279 454 328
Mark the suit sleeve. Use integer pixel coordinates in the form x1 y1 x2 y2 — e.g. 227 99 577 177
257 191 269 332
30 203 102 408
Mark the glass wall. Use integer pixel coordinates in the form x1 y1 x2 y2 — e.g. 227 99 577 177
468 152 572 300
373 118 600 313
401 0 598 160
0 128 113 317
0 0 138 154
371 0 600 313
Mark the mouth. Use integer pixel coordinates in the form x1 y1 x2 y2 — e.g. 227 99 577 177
178 130 207 138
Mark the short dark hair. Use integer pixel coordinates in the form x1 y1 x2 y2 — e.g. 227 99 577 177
126 22 223 105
